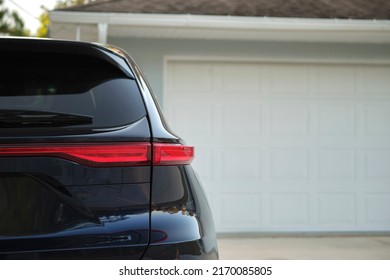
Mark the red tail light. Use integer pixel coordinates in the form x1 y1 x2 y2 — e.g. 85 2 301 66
0 143 151 167
0 142 194 167
153 143 194 166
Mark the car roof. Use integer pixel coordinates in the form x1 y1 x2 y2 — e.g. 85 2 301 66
1 37 116 56
0 37 135 79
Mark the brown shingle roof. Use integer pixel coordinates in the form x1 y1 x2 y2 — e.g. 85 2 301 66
58 0 390 19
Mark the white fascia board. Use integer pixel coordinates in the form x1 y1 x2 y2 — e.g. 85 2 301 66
50 11 390 42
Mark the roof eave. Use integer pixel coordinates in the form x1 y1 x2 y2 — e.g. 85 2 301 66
49 11 390 44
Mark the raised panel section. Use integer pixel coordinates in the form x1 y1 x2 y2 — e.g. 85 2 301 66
169 103 214 139
269 103 309 135
364 150 390 180
269 149 308 181
220 104 261 135
364 104 390 134
317 193 356 226
364 193 390 225
358 66 390 95
220 193 261 229
314 66 356 95
317 104 356 135
192 148 214 181
269 65 309 95
220 148 261 183
317 149 356 181
168 62 213 93
218 64 261 94
268 193 309 226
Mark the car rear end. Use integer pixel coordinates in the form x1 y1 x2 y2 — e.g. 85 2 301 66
0 38 218 259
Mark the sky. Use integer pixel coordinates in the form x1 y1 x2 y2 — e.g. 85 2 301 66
3 0 59 34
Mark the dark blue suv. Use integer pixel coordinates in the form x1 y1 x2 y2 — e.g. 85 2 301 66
0 37 218 259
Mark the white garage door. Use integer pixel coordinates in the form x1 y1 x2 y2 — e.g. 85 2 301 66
164 59 390 232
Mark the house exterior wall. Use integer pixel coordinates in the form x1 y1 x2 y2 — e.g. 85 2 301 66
47 13 390 231
107 37 390 106
50 22 98 42
104 38 390 232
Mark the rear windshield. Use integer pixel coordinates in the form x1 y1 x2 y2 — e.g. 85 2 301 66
0 51 146 129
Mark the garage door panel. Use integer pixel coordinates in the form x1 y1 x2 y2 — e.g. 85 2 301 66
165 60 390 232
268 65 310 95
364 193 390 225
167 62 214 93
316 149 356 181
269 103 309 135
363 104 390 134
316 193 357 226
268 149 309 181
167 100 216 141
317 104 357 136
364 150 390 181
220 148 261 183
219 193 261 230
267 193 310 227
219 103 262 136
357 66 390 96
314 65 356 96
217 64 262 94
192 147 214 182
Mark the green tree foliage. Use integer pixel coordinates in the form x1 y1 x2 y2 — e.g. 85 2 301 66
36 10 49 38
37 0 94 37
0 0 30 36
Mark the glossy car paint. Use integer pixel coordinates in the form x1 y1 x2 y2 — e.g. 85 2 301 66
0 38 218 259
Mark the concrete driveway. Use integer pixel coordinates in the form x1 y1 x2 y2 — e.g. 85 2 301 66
217 234 390 259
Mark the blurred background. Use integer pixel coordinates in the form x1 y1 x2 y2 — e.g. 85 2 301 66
2 0 390 259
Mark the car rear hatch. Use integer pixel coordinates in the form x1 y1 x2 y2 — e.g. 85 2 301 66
0 40 151 259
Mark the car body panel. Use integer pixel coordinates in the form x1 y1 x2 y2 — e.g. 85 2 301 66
0 37 218 259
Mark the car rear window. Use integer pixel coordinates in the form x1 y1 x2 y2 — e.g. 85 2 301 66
0 51 146 129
